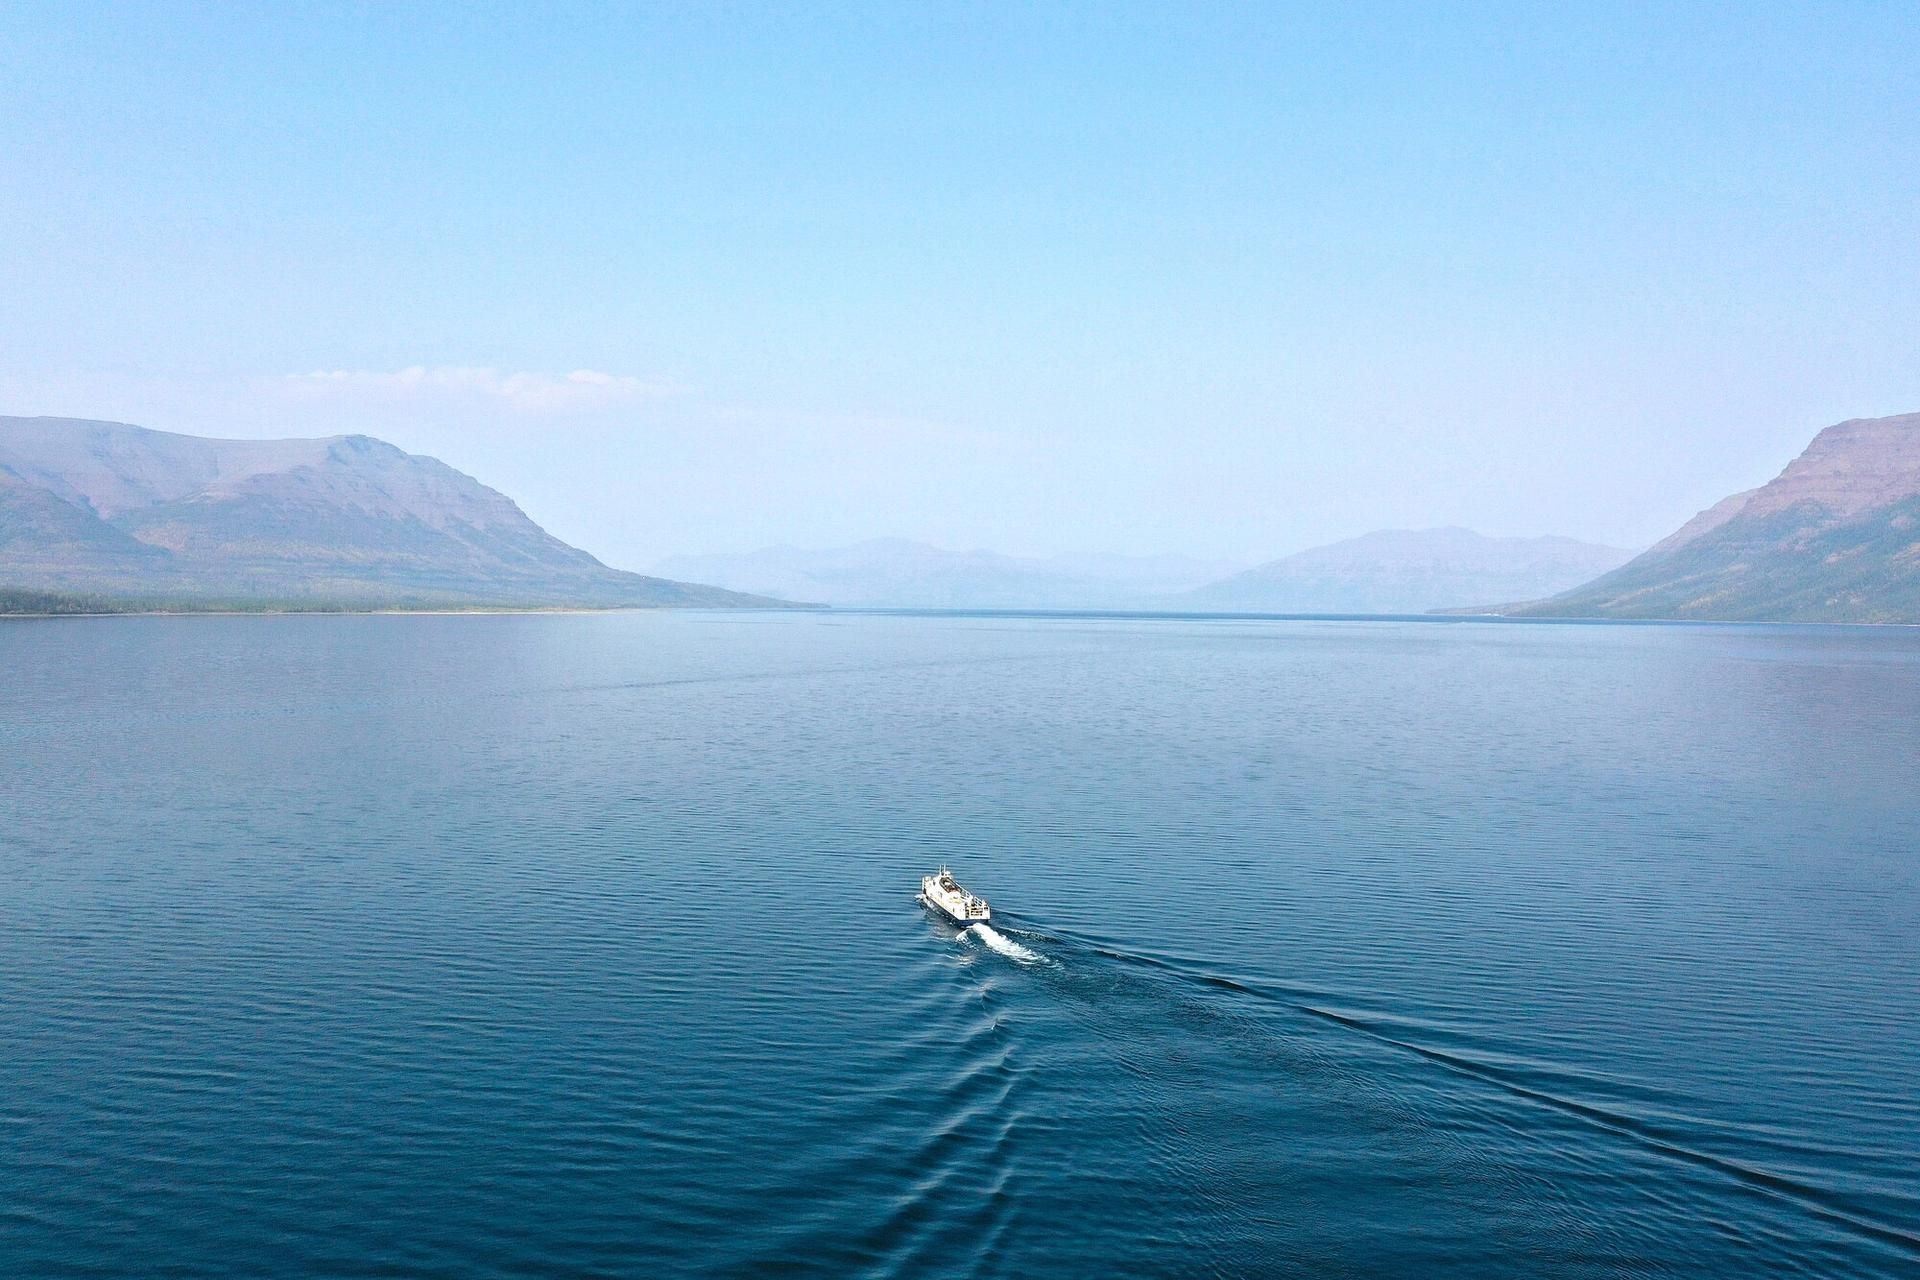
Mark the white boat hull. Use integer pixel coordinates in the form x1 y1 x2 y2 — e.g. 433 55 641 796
921 872 990 925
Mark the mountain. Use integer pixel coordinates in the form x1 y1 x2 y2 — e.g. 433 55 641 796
0 416 784 608
651 539 1241 608
1177 527 1636 614
1513 412 1920 623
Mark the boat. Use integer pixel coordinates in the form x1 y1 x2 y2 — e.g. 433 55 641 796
921 866 991 925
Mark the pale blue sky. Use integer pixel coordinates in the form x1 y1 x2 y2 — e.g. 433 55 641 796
3 3 1917 567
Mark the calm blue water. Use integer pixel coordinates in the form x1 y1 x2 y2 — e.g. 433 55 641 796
3 611 1917 1278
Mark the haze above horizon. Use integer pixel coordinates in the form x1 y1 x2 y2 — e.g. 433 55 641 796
4 4 1918 571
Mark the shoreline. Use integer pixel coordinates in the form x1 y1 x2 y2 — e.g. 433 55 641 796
0 605 819 618
4 604 1914 628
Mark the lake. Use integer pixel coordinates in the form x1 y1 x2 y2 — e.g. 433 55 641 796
2 611 1916 1277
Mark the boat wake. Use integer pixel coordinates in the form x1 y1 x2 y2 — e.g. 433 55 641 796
967 923 1043 964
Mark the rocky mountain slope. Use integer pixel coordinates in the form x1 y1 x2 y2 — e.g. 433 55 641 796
1514 412 1920 623
1178 527 1635 614
0 416 782 607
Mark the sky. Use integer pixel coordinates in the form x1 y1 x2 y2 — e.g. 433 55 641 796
3 3 1918 570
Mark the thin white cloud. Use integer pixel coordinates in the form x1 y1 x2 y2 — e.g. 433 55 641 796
281 366 677 414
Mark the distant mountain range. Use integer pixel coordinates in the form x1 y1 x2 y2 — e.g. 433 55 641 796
651 539 1241 609
1176 528 1635 614
0 416 782 608
23 408 1914 622
653 530 1634 613
1512 411 1920 623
